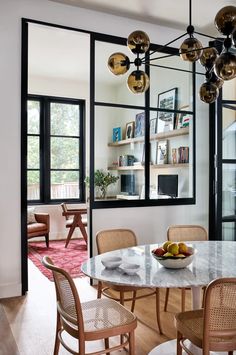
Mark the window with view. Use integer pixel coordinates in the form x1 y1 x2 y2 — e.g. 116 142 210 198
27 96 85 203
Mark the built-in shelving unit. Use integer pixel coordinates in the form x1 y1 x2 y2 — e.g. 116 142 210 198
108 163 189 171
108 127 189 147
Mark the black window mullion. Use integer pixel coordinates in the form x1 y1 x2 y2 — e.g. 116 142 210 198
44 99 51 203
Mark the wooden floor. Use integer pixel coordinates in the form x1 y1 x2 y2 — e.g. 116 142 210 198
0 260 193 355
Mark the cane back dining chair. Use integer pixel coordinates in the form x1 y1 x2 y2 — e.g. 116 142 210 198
42 256 137 355
175 277 236 355
96 228 163 334
164 225 208 312
61 203 88 247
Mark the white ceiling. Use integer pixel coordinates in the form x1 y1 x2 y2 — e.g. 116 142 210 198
50 0 235 35
29 1 235 82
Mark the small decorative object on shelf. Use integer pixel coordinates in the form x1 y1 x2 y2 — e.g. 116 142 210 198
135 112 145 137
178 146 189 163
157 88 178 133
119 155 135 167
156 140 168 164
112 127 122 142
125 121 135 139
150 118 157 134
172 148 178 164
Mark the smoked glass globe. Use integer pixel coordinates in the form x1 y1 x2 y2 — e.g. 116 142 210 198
200 47 218 68
215 6 236 35
214 51 236 80
209 72 224 89
199 82 219 104
127 30 150 54
107 52 130 75
179 37 203 62
127 70 150 93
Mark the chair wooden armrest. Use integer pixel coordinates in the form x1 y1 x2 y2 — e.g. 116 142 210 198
34 213 50 226
62 208 87 217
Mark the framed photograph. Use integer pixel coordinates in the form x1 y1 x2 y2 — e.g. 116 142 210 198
156 140 168 164
150 118 157 135
176 105 190 129
112 127 121 142
135 112 145 137
157 88 178 133
125 121 135 139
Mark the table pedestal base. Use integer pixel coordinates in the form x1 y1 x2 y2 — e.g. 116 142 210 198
148 339 230 355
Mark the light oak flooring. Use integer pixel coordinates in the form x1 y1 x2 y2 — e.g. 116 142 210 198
0 260 194 355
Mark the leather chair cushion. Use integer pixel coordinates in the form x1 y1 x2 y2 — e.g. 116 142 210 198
27 222 47 234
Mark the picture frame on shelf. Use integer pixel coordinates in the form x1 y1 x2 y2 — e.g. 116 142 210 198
156 140 168 164
175 105 190 129
112 127 122 142
125 121 135 139
150 118 157 135
135 112 145 137
157 88 178 133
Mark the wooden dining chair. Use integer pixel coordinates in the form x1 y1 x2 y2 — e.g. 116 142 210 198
96 228 163 334
42 255 137 355
175 277 236 355
61 203 88 247
164 225 208 312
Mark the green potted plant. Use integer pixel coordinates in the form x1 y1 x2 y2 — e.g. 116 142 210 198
85 169 119 199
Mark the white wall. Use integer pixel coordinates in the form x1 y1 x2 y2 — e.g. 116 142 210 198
0 0 209 298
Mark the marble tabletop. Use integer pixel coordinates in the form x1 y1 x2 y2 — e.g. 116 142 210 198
81 241 236 289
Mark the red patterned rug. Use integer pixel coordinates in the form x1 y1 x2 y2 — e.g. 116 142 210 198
28 239 88 281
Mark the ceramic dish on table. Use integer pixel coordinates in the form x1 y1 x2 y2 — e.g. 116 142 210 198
120 263 140 275
101 256 122 269
152 246 196 269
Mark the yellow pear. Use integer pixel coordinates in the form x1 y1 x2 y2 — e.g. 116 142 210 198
162 241 172 252
178 242 188 254
167 242 179 255
163 252 173 257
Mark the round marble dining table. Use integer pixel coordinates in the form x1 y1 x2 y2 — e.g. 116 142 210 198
81 240 236 354
81 240 236 310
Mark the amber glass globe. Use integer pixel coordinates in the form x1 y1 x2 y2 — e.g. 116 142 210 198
179 37 203 62
127 30 150 54
209 72 224 89
127 70 150 94
200 47 218 68
107 52 130 75
214 52 236 80
214 6 236 35
199 82 219 104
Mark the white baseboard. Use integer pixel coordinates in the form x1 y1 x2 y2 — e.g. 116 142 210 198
0 282 22 299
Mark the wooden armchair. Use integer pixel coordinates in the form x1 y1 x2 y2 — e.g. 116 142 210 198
27 213 50 247
42 255 137 355
61 203 88 247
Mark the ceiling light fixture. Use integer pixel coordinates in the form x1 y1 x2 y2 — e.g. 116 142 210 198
107 1 236 104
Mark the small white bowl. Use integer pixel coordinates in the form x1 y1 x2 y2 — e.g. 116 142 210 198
101 256 122 269
120 263 140 275
152 247 196 269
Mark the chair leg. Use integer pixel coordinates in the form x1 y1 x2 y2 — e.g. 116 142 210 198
129 331 135 355
53 312 61 355
228 352 233 355
155 288 163 334
181 288 186 312
104 338 110 355
65 225 76 248
45 233 49 248
176 330 183 355
164 288 169 312
97 281 102 298
79 223 88 245
131 290 137 312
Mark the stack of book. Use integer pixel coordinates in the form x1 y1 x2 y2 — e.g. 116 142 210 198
178 146 189 163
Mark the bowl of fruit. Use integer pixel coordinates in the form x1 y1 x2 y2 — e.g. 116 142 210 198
151 241 195 269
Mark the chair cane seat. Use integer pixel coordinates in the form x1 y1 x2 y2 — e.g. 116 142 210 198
175 309 204 348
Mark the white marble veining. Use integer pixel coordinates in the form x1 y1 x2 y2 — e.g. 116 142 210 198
81 241 236 289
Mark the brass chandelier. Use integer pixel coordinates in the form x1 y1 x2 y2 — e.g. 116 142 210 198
107 1 236 104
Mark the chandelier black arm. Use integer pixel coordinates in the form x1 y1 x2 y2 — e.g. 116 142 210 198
148 63 205 76
141 32 188 60
141 45 213 65
194 31 224 42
